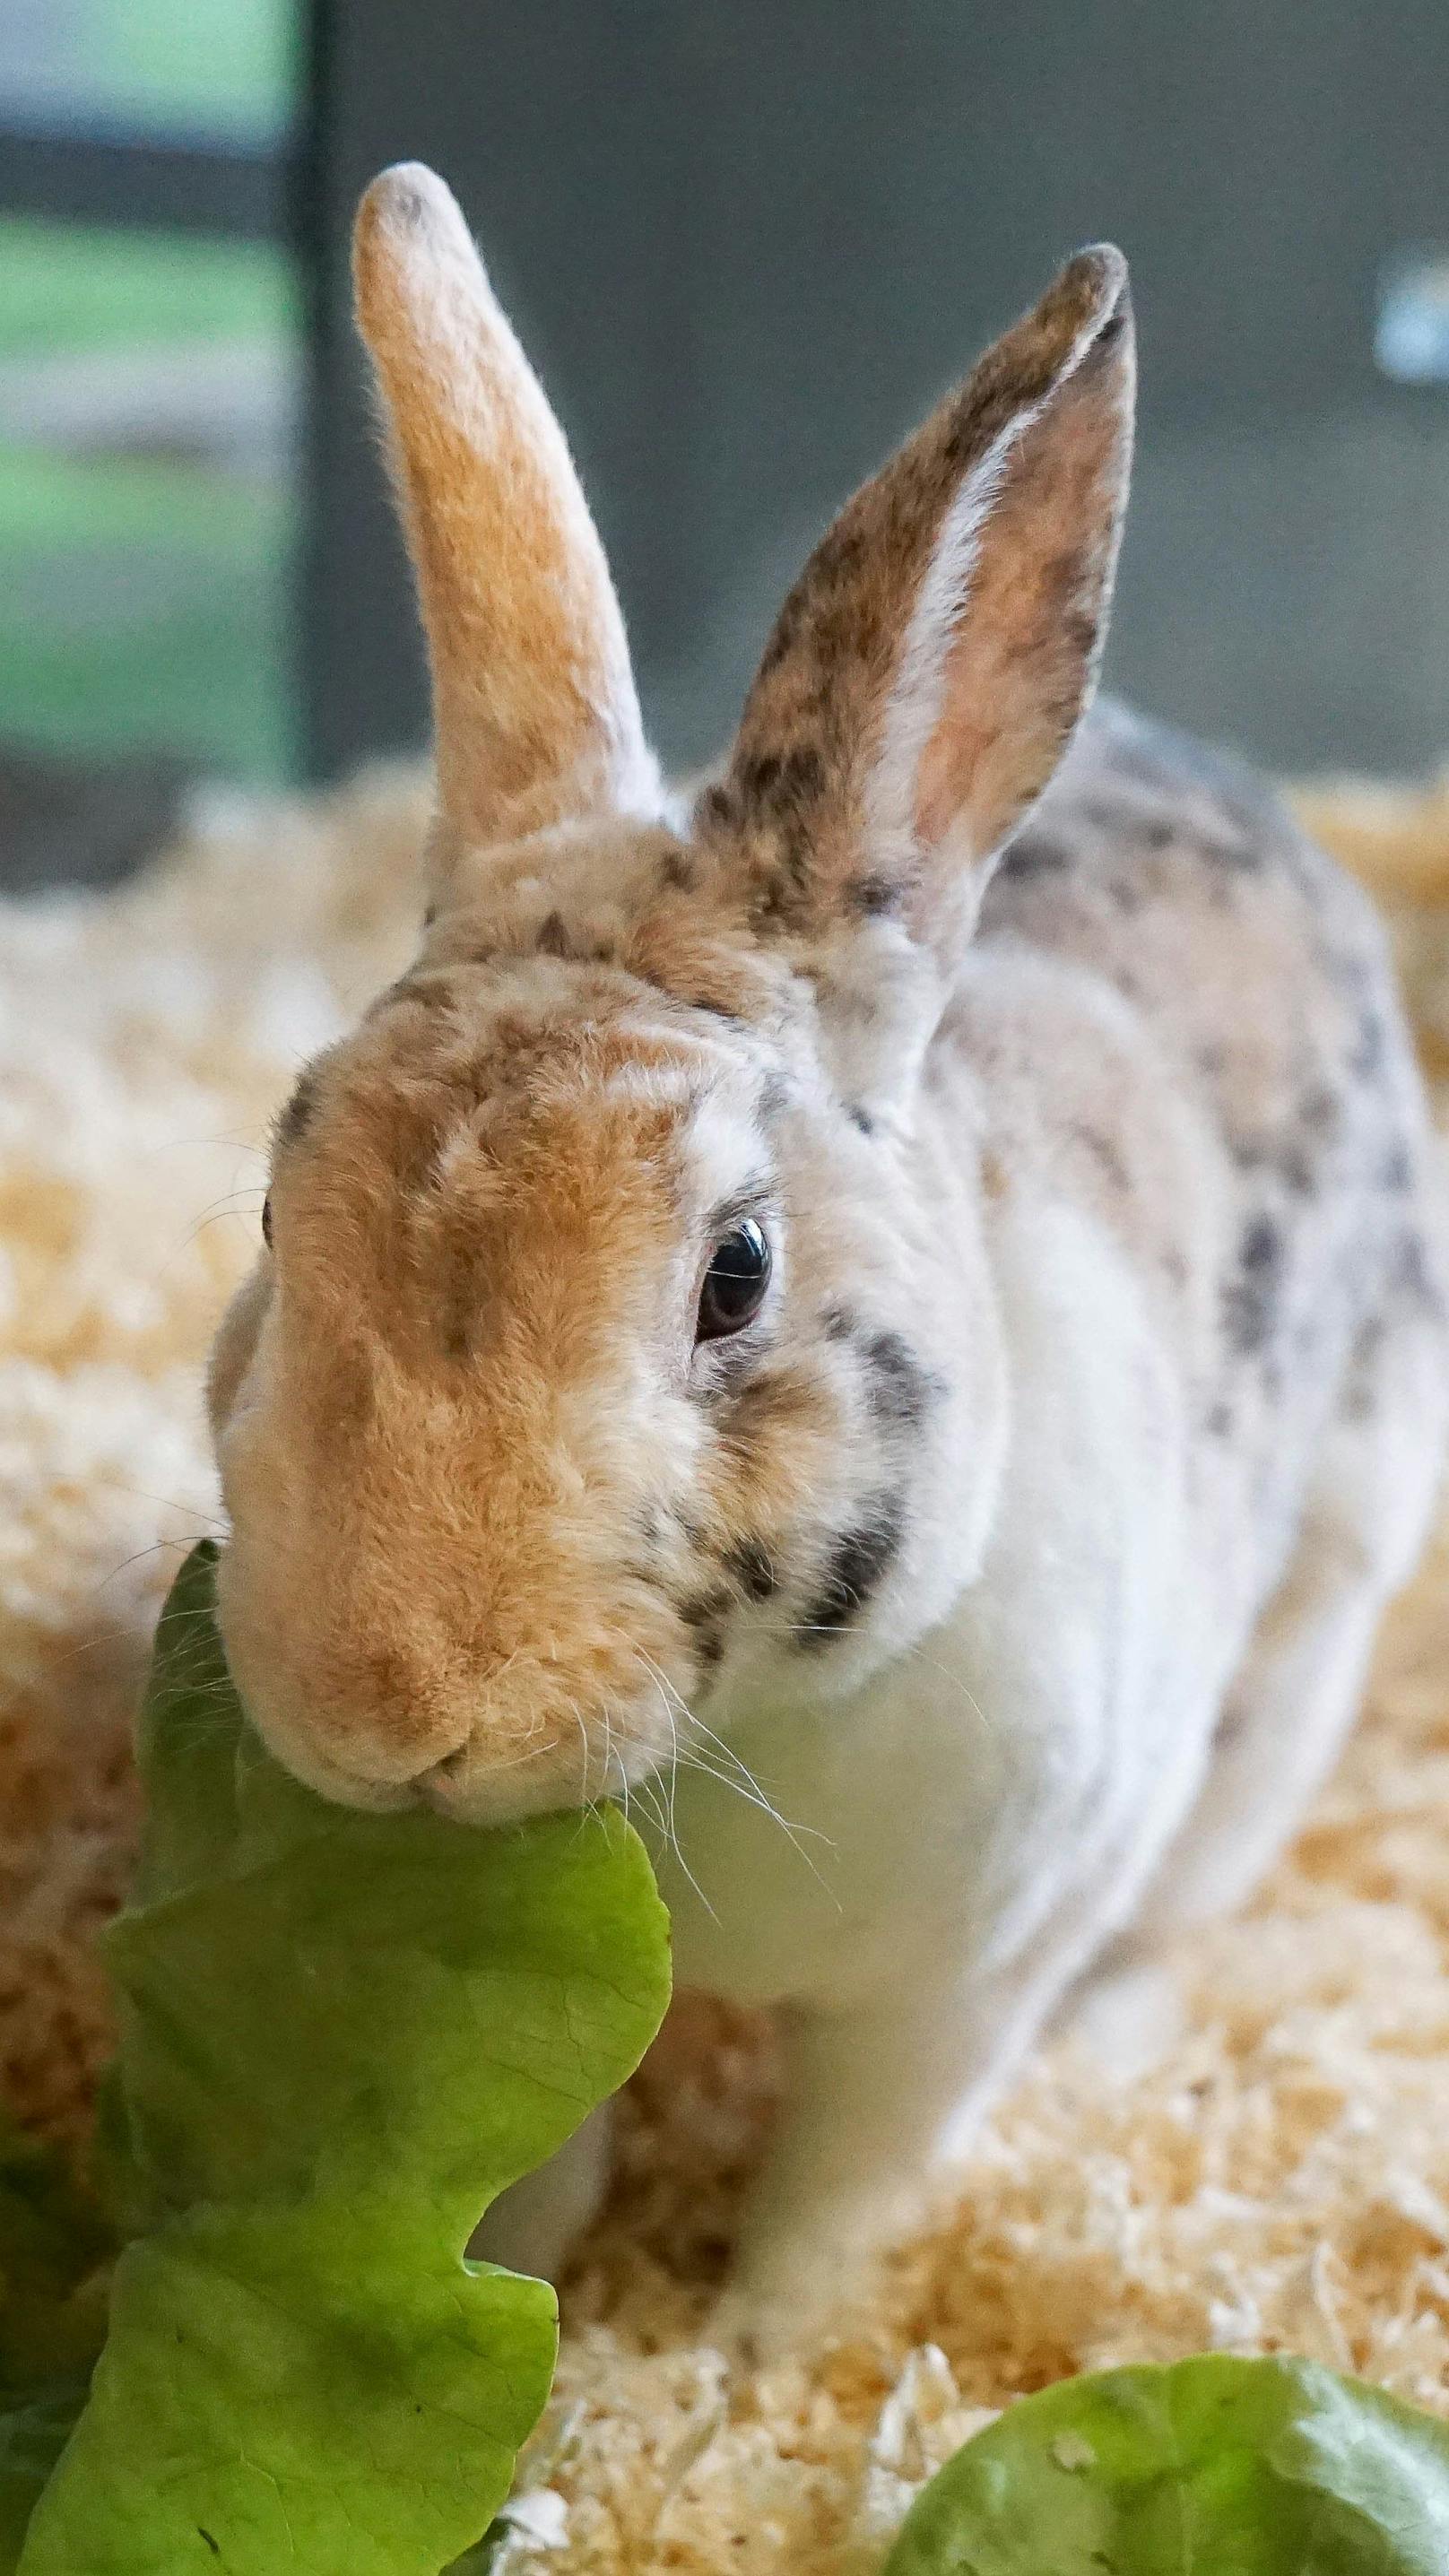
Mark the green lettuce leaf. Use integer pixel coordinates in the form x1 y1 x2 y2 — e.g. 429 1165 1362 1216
0 2117 116 2552
9 1540 670 2576
883 2352 1449 2574
0 2119 112 2398
0 2384 91 2568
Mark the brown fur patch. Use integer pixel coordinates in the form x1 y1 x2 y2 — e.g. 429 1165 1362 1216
353 165 653 855
703 248 1132 942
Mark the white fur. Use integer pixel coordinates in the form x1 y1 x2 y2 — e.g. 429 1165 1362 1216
866 412 1026 877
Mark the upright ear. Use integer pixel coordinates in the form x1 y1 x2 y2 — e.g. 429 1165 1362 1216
353 163 658 869
711 247 1133 956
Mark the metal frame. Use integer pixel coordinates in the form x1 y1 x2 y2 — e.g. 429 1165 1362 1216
0 112 288 243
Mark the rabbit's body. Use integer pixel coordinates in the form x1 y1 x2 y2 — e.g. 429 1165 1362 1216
207 168 1449 2346
646 694 1448 2326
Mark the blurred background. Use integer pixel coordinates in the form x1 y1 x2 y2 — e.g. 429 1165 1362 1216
2 0 1448 893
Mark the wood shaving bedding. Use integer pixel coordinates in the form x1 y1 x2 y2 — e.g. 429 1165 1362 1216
2 759 1448 2572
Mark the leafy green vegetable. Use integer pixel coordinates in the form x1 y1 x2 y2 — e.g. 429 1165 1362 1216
0 2119 112 2560
15 1547 1449 2576
0 2121 112 2398
883 2352 1449 2575
0 2383 91 2568
3 1541 670 2576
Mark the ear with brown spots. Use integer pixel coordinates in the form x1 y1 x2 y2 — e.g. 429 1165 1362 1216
353 163 659 876
715 247 1133 954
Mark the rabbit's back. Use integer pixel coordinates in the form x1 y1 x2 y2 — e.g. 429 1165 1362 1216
966 698 1447 1605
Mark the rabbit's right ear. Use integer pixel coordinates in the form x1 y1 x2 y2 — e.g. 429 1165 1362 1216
710 247 1133 967
353 164 658 875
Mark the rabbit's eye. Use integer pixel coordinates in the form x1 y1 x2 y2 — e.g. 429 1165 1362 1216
697 1220 771 1341
261 1195 273 1248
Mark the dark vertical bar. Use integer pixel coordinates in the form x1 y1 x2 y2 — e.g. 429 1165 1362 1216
291 0 700 784
291 0 402 785
291 0 1449 785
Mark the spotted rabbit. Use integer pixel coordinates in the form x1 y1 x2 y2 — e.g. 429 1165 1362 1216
208 165 1449 2347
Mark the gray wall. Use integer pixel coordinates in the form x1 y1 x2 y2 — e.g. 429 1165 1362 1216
303 2 1449 781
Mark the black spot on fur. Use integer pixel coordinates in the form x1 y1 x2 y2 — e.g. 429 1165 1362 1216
1393 1228 1447 1319
1230 1133 1316 1199
1298 1083 1342 1142
1071 1123 1129 1194
681 1583 729 1626
1349 1006 1387 1080
1213 1699 1249 1753
681 993 745 1028
848 1104 875 1136
733 745 830 929
797 1496 906 1644
273 1071 319 1151
680 1586 732 1674
1379 1142 1413 1194
536 910 573 958
1223 1213 1285 1357
728 1538 778 1601
422 904 438 930
1201 832 1262 874
845 871 901 918
999 830 1070 880
863 1329 940 1429
699 781 740 831
1341 1314 1388 1421
737 745 827 813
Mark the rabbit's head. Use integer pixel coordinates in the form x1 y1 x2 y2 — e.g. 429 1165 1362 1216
209 164 1133 1819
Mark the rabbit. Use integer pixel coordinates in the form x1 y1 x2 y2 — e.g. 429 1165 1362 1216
207 163 1449 2352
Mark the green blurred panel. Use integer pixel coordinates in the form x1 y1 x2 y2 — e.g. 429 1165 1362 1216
0 0 299 785
0 221 298 358
100 0 293 126
5 0 294 132
0 448 295 778
0 213 298 783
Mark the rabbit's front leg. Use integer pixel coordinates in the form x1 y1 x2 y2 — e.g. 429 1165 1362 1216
723 1950 1078 2357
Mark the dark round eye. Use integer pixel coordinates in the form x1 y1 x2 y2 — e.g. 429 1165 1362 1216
697 1219 771 1341
261 1194 273 1248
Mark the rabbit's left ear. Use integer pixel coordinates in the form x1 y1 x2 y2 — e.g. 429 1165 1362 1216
353 165 658 872
712 247 1133 960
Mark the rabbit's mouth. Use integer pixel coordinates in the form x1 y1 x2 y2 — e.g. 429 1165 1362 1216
410 1713 669 1826
214 1558 679 1826
230 1676 673 1827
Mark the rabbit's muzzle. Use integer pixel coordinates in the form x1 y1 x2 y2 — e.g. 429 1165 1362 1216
213 1529 683 1824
